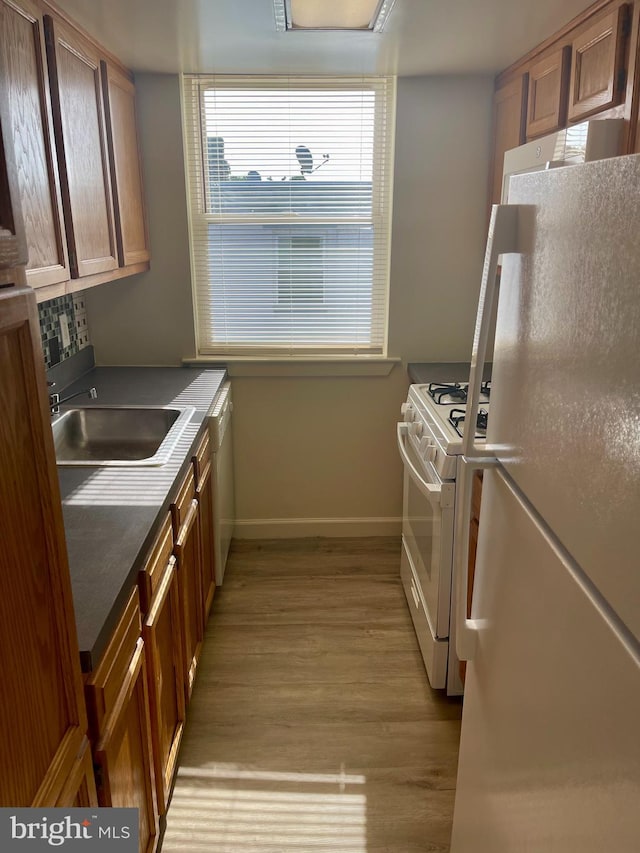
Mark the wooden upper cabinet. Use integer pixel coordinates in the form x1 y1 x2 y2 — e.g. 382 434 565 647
44 13 118 278
526 45 571 139
489 74 528 206
0 0 68 286
0 284 89 806
568 5 629 122
0 20 27 272
101 61 149 267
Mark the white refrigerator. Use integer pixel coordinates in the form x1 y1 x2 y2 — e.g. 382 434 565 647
450 154 640 851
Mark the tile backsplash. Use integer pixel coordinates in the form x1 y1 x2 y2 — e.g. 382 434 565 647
38 293 91 368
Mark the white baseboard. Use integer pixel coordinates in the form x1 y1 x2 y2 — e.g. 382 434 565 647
233 517 402 539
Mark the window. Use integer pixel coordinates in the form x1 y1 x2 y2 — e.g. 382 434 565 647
182 76 395 357
278 236 324 306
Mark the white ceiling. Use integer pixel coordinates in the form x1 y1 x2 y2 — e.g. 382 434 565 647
54 0 592 76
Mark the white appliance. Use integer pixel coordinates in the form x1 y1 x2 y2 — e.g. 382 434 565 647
208 381 235 584
397 381 491 695
500 117 623 202
450 155 640 850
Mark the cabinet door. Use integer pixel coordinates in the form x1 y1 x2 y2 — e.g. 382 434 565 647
174 500 203 702
142 556 185 815
55 738 98 807
0 284 88 806
0 48 27 271
0 0 69 287
44 13 118 278
488 75 528 206
197 459 216 624
101 61 149 267
93 638 159 853
568 5 629 122
526 45 571 139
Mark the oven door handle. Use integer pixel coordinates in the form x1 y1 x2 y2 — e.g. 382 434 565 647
397 423 442 506
453 454 499 661
463 203 523 457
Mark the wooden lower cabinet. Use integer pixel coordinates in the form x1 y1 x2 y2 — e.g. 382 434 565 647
0 282 90 807
194 431 216 624
140 535 186 815
174 498 204 702
85 589 159 853
55 738 98 807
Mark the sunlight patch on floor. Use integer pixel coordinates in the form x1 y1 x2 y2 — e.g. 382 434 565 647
162 766 367 853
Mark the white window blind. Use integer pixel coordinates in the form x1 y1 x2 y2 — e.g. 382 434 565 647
182 75 395 357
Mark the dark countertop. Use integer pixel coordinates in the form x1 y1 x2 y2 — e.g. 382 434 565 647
407 362 492 384
57 367 226 671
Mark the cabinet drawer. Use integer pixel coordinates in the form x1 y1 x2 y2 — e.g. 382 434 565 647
171 466 196 534
85 586 141 735
192 429 211 486
138 515 173 613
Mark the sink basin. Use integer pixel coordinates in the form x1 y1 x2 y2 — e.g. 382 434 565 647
53 406 195 466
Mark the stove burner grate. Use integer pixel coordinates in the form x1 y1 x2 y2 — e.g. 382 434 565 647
449 407 489 439
428 382 468 404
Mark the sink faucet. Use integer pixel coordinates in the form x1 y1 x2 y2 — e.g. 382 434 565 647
49 382 98 415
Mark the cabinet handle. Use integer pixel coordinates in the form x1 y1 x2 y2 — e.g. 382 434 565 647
176 500 198 548
145 557 177 629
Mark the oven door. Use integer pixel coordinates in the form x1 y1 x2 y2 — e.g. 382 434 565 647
397 423 455 640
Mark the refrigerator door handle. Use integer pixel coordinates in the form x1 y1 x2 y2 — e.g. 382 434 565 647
463 203 523 458
454 455 500 661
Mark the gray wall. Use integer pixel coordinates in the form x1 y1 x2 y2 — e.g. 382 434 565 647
85 73 494 536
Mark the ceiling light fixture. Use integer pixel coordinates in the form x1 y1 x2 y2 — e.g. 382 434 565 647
273 0 396 33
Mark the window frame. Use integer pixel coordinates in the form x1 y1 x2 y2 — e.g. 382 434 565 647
181 75 396 359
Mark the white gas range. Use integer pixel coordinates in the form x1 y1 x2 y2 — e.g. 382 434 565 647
402 382 491 478
397 380 491 696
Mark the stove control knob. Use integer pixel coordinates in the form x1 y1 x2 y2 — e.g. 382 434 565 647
409 421 423 437
420 436 437 463
400 403 415 422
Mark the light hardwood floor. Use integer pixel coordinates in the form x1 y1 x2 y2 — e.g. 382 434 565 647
162 538 462 853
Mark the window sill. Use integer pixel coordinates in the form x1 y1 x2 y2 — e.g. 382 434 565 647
181 356 400 377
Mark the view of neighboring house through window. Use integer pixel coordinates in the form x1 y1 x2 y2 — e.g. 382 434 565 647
182 76 395 356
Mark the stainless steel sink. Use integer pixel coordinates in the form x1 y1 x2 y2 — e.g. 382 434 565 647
53 406 195 466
